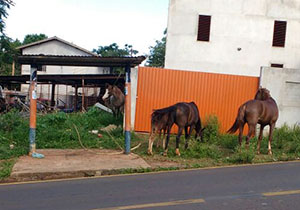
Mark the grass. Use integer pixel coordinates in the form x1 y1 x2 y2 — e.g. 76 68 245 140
0 110 300 180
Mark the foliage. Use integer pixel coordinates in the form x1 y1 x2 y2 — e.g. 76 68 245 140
146 28 166 67
22 34 48 45
93 43 138 57
0 0 14 35
202 115 220 143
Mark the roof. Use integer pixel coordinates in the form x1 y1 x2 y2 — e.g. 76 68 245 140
17 55 146 68
16 36 98 56
0 74 125 87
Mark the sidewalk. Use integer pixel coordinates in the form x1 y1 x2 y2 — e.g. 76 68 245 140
9 149 151 182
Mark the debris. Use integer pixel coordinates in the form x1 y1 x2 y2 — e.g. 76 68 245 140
94 102 113 113
100 124 117 132
89 130 99 134
97 133 103 138
9 144 14 149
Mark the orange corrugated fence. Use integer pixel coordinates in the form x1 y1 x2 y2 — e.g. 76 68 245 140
134 67 259 134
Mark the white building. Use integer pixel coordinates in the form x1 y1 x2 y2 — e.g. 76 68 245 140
18 37 110 108
165 0 300 76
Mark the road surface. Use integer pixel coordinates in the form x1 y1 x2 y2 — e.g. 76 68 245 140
1 161 300 210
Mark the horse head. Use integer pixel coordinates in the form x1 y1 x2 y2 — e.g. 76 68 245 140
102 83 115 100
254 87 271 100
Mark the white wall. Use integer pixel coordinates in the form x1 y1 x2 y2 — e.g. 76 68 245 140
21 40 109 75
260 67 300 127
165 0 300 76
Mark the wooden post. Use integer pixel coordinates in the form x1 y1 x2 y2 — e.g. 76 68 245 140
12 61 15 76
74 85 78 111
81 79 85 111
51 83 56 110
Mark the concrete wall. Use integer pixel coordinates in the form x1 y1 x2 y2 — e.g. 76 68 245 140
165 0 300 76
130 68 138 129
260 67 300 127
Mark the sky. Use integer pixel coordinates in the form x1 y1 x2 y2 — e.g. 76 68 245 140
5 0 169 55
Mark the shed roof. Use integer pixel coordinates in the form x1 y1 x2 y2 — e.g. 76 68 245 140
17 36 98 56
17 54 146 68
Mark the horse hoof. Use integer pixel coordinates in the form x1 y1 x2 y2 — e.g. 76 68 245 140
268 151 273 155
147 150 153 155
163 152 167 156
257 151 260 155
175 149 181 156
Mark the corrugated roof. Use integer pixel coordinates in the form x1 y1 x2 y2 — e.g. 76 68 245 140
17 54 146 67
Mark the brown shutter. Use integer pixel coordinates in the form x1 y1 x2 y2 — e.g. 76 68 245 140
272 21 287 47
271 63 284 68
197 15 211 41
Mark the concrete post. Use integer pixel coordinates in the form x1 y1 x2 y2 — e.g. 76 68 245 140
124 64 131 154
29 65 44 158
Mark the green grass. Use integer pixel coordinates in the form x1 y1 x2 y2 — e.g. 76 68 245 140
1 110 300 180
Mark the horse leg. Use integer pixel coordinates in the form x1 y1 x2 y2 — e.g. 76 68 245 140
162 128 167 149
147 128 156 155
268 123 275 155
184 126 189 149
257 125 265 155
238 123 245 147
245 124 255 150
175 127 183 156
156 129 162 148
163 127 172 156
185 125 194 149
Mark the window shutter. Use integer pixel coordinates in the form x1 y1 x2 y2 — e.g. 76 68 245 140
197 15 211 41
272 21 287 47
271 63 284 68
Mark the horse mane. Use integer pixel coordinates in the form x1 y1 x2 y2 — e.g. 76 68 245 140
255 87 271 100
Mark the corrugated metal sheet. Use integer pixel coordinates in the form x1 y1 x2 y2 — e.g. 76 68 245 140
135 67 259 133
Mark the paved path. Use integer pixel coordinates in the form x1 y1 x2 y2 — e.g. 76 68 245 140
1 161 300 210
10 149 150 181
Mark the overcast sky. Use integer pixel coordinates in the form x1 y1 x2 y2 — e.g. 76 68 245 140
5 0 169 55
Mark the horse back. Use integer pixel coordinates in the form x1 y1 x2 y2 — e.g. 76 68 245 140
244 98 278 125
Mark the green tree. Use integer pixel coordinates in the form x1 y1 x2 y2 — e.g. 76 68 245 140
22 33 48 45
93 43 138 57
0 0 14 35
146 29 166 67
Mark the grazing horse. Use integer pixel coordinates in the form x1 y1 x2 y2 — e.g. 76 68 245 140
147 110 173 155
227 87 279 155
148 102 204 156
102 83 125 117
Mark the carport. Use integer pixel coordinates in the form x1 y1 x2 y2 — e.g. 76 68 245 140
16 54 146 157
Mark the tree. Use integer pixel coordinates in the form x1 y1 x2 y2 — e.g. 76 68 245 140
93 43 138 57
146 29 166 68
22 33 48 45
0 0 14 35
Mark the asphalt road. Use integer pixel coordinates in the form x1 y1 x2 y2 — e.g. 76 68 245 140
1 161 300 210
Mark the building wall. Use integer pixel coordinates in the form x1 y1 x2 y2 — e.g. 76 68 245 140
165 0 300 76
260 67 300 127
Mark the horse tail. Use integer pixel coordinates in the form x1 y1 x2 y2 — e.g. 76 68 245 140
227 105 246 134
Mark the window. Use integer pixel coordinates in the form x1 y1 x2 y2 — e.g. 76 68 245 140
197 15 211 41
271 63 284 68
272 20 287 47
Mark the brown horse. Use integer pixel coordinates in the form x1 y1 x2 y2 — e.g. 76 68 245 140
227 87 279 155
147 110 173 155
102 83 125 117
148 102 204 156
